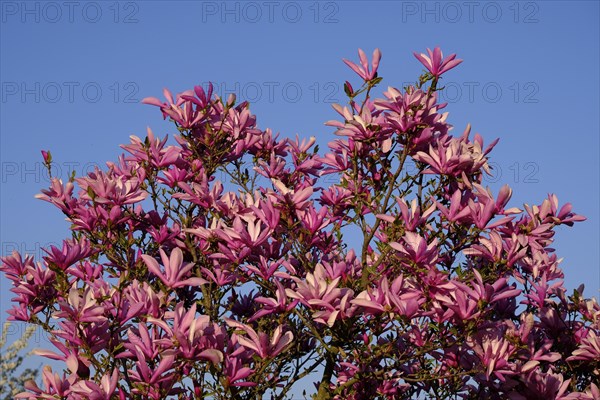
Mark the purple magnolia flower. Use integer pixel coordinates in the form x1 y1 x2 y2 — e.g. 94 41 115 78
122 128 181 168
249 280 299 321
351 275 422 318
41 150 52 164
35 177 77 214
149 303 224 365
225 319 293 359
55 287 106 326
567 330 600 362
2 256 57 321
0 250 35 282
43 238 93 271
343 48 382 81
128 349 177 389
467 329 517 382
33 337 90 378
76 168 148 206
286 263 355 327
509 370 576 400
141 247 207 289
142 87 207 129
16 366 73 399
413 47 463 77
463 231 528 267
69 370 119 400
389 232 439 267
223 355 256 388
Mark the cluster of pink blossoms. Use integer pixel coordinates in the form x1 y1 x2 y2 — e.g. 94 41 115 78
2 47 599 399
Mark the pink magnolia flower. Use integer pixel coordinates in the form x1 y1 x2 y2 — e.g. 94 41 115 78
119 323 161 362
343 48 382 81
214 214 272 248
243 256 287 281
249 197 281 231
377 197 436 231
578 297 600 324
0 250 35 282
535 194 587 226
128 349 177 388
389 231 439 267
468 330 517 382
463 231 528 267
415 132 497 178
351 275 422 318
141 247 207 289
16 366 74 399
286 263 355 327
33 337 90 377
35 177 77 214
525 337 561 367
158 165 190 188
223 355 256 388
255 153 289 180
69 370 119 400
225 319 293 359
142 87 207 129
435 283 480 321
326 103 388 144
149 303 224 364
174 180 213 209
567 330 600 362
123 279 166 319
201 261 239 286
509 370 576 400
297 205 330 238
436 188 472 223
320 145 351 175
76 168 148 206
375 86 452 152
413 47 462 77
249 280 299 321
321 250 361 282
523 272 564 309
54 286 107 325
5 258 57 321
440 270 520 321
43 238 93 271
319 185 353 218
269 178 314 211
122 128 181 168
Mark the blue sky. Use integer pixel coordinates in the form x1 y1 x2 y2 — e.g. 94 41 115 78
1 0 598 394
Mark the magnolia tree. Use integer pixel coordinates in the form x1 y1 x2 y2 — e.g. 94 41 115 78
1 48 599 399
